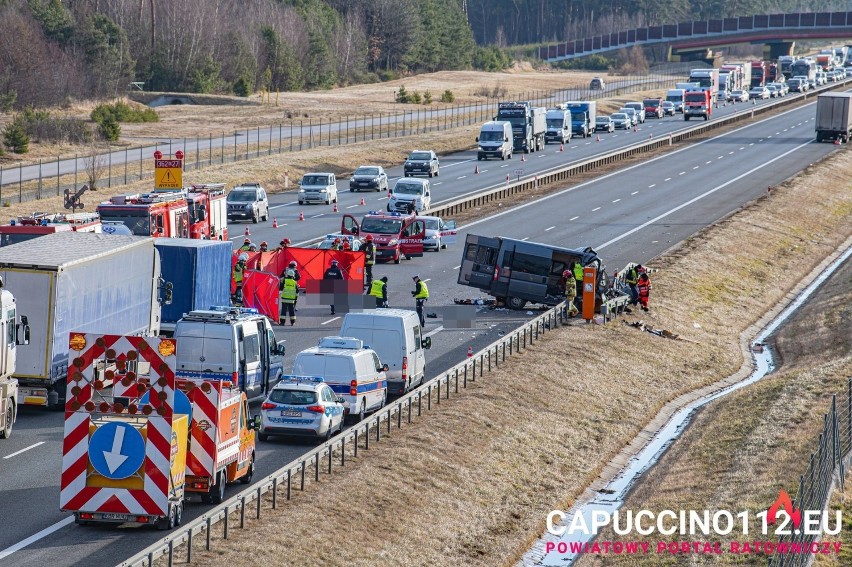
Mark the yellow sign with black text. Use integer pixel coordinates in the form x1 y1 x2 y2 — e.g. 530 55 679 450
154 159 183 189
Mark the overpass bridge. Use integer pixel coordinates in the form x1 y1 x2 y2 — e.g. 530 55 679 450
538 12 852 63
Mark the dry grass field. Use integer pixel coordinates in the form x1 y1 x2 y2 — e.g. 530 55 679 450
158 132 852 566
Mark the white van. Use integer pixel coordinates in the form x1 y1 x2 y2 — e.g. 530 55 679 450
544 109 571 144
476 121 513 161
339 309 431 396
292 337 387 422
388 178 430 214
665 89 686 113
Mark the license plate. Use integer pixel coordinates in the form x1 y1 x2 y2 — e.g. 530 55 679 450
282 410 301 417
102 513 129 521
359 182 368 185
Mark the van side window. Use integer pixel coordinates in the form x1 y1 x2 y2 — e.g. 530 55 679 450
372 353 383 371
512 252 550 276
413 325 422 351
244 334 260 364
6 309 14 344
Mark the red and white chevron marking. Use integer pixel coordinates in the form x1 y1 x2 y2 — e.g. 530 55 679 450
60 334 177 517
185 380 220 477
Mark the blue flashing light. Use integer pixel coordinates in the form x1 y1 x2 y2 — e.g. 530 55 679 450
280 375 325 384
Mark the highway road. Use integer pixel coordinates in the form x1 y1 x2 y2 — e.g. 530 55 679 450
0 93 840 567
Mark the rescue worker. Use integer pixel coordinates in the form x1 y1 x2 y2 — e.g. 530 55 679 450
363 234 376 287
342 239 351 251
232 253 248 305
369 276 388 308
278 238 291 251
637 272 651 312
625 264 640 308
259 241 269 252
287 260 301 283
411 275 429 327
323 259 345 315
248 243 258 252
572 260 584 301
239 238 253 252
279 269 299 325
331 237 342 251
562 269 579 317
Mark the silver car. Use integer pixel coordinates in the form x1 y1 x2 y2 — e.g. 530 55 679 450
349 165 388 193
417 215 457 251
619 108 639 126
610 113 631 129
227 183 269 224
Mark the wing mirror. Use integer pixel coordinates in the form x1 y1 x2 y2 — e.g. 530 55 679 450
382 363 389 372
275 340 286 356
336 397 346 404
250 415 261 431
421 337 432 349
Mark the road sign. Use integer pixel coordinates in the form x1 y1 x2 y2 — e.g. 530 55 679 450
512 168 525 177
88 421 146 480
154 158 183 189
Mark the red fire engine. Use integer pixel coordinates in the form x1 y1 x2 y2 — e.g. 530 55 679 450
187 184 228 240
97 192 191 238
0 212 101 247
341 211 425 263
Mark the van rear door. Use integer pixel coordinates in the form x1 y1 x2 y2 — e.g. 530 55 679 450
236 321 263 400
457 234 500 290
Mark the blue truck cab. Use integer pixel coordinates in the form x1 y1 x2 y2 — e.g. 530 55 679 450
174 307 286 402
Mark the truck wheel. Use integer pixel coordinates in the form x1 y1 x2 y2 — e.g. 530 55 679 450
258 432 269 442
239 453 255 484
684 116 689 121
357 401 366 423
156 505 176 530
174 502 183 527
210 472 226 505
0 398 13 439
506 297 528 310
252 213 259 224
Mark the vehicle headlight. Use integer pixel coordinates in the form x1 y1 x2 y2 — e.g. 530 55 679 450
388 239 398 246
299 189 306 193
319 189 327 193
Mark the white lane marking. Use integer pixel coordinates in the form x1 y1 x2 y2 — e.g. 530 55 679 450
767 135 773 138
500 165 509 168
569 216 579 221
728 151 735 155
480 170 488 173
457 176 467 180
759 139 764 142
631 191 639 195
585 142 591 145
717 156 723 159
545 226 555 231
521 237 530 241
678 171 686 175
269 202 298 210
321 317 341 325
592 207 601 211
749 143 754 146
377 196 387 200
612 199 620 203
311 214 324 218
664 177 671 181
423 326 444 338
453 265 461 270
775 132 780 135
706 160 712 164
692 166 699 170
345 204 358 209
739 147 745 150
0 516 75 560
538 154 545 158
597 139 814 251
3 441 45 459
434 182 442 185
442 158 474 169
648 184 656 188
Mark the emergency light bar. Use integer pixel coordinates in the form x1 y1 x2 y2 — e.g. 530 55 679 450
318 336 363 350
280 375 325 383
210 306 259 315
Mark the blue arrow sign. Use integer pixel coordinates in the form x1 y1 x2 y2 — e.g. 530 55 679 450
89 422 145 480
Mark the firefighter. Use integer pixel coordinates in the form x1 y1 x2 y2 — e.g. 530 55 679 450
363 234 376 287
342 239 351 251
278 238 291 250
259 241 269 252
239 238 253 252
323 259 345 315
625 264 640 309
232 253 248 305
369 276 388 308
637 272 651 312
280 269 299 325
248 243 258 252
411 275 429 327
562 269 579 317
331 237 342 251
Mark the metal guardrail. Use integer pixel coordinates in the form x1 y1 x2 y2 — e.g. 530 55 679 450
539 12 852 61
119 302 573 567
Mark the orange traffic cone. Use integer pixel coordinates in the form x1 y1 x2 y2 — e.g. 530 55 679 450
333 202 338 213
467 346 473 358
506 174 510 184
834 137 841 145
559 143 564 152
633 125 638 133
474 164 479 174
359 197 365 206
521 154 526 162
272 217 278 228
298 211 305 221
596 134 601 142
244 226 250 237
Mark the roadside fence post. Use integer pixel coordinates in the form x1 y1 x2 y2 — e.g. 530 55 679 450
328 445 333 473
287 469 292 500
418 390 422 416
427 384 432 410
341 436 346 466
408 398 412 423
354 429 359 457
315 453 319 481
365 422 370 449
206 517 211 550
301 462 306 490
272 478 278 509
223 505 229 539
240 496 246 528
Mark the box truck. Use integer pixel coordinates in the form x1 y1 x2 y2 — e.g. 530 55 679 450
815 92 852 143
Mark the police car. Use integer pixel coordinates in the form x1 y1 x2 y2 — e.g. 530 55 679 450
316 233 363 251
259 376 345 442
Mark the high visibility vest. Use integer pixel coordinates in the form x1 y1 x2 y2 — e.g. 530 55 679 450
239 244 251 251
369 280 386 298
364 242 376 265
573 263 584 281
280 278 298 302
414 280 429 299
564 279 576 299
233 264 244 284
626 268 639 285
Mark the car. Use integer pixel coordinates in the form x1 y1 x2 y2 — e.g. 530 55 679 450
298 172 338 205
765 85 779 98
259 376 345 442
589 77 605 90
349 165 388 193
623 102 646 123
316 233 362 251
404 150 440 178
594 116 614 133
388 177 430 213
787 78 806 92
610 112 631 129
620 108 639 126
227 183 269 223
729 89 749 103
661 101 676 116
417 215 457 251
816 72 827 85
807 78 817 90
749 86 770 100
642 98 664 119
768 82 787 96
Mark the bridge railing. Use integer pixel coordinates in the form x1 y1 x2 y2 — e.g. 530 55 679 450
540 12 852 61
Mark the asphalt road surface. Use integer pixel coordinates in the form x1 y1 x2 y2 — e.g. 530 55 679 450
0 93 839 567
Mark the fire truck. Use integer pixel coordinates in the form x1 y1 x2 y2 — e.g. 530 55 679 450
97 192 191 238
340 211 425 263
0 212 101 247
187 184 228 240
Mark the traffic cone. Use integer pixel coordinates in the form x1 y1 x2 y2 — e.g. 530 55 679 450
467 346 473 358
633 125 638 133
298 211 304 221
596 134 601 142
521 154 526 162
244 226 250 237
559 143 564 152
834 137 841 146
359 197 365 206
333 202 338 213
272 217 278 228
474 164 479 174
506 174 509 184
649 133 653 139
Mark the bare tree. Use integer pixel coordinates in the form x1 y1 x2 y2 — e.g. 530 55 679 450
82 143 109 191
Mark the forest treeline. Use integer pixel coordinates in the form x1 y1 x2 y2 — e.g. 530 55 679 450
1 0 847 109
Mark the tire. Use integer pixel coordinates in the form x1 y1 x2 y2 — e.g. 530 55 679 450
0 398 13 439
501 153 505 161
506 296 528 310
357 400 366 422
252 213 258 224
239 453 255 484
174 502 183 527
210 472 226 505
684 116 689 121
428 171 433 178
386 205 391 212
393 253 400 264
324 423 333 441
350 187 354 192
156 504 176 530
434 168 439 177
258 432 268 442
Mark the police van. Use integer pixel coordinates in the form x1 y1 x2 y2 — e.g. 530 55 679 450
173 307 287 402
292 337 387 422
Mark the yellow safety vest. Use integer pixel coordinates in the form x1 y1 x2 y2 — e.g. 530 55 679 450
280 278 297 302
414 280 429 299
233 264 244 284
239 244 251 251
573 263 584 281
564 279 576 299
369 280 386 298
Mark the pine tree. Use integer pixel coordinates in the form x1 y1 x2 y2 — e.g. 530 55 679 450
2 122 29 154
